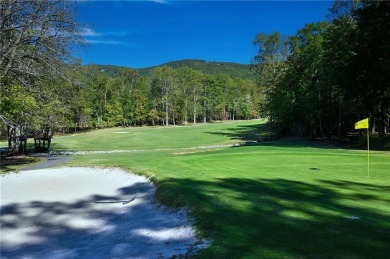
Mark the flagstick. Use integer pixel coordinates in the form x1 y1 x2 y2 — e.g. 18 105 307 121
367 127 370 177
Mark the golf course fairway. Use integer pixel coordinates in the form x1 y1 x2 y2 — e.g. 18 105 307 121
8 120 390 258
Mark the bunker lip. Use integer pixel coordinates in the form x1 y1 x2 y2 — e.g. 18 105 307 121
1 167 208 258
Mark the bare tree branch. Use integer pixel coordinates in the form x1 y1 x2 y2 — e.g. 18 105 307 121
0 0 83 86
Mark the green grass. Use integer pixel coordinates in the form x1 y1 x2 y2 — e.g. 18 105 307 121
50 120 267 151
17 120 390 257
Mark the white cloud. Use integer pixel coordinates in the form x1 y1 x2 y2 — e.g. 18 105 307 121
148 0 169 4
86 39 132 46
79 27 101 36
80 26 134 47
81 28 129 45
80 28 130 38
86 39 120 44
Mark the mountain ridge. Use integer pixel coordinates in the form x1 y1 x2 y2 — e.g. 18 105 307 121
88 59 256 80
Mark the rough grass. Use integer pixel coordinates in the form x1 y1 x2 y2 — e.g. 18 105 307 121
10 120 390 258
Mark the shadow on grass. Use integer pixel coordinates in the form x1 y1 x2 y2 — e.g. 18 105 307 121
207 122 271 143
0 142 68 172
48 142 70 151
207 122 350 150
0 155 43 173
157 177 390 258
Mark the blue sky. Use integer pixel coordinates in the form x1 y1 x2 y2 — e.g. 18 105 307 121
74 1 334 68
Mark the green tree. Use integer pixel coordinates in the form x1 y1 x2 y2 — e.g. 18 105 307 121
349 1 390 134
190 70 205 124
238 94 253 120
0 0 82 153
85 68 110 127
264 0 390 138
252 32 289 117
323 0 389 135
177 67 204 124
104 100 123 127
150 66 178 126
117 68 142 126
129 89 148 126
322 5 359 137
288 22 330 137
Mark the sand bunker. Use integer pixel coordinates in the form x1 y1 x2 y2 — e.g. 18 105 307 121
1 167 205 258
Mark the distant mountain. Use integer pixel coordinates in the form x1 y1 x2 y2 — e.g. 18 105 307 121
88 59 256 80
138 59 256 80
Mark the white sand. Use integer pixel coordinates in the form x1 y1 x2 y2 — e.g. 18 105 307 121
0 167 205 258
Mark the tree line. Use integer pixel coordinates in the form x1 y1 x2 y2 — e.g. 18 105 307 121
2 61 261 134
252 0 389 138
1 0 389 149
59 65 261 130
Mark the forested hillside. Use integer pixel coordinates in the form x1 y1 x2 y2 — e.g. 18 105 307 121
138 59 256 80
89 59 256 80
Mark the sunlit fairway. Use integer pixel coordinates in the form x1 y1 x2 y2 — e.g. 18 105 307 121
51 121 264 152
49 120 389 257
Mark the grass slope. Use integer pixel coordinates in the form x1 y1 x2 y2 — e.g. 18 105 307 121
50 121 390 258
